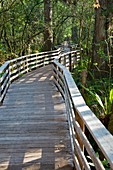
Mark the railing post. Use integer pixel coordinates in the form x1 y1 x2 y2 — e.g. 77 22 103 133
0 62 11 105
76 111 85 169
26 56 29 72
59 57 61 63
58 50 61 64
17 59 21 78
0 76 2 106
8 61 11 84
80 48 83 63
36 54 38 68
64 54 66 67
69 53 72 72
74 51 77 67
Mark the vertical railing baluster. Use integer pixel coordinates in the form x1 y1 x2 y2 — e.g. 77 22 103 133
26 55 29 72
0 75 2 105
76 110 85 169
69 53 72 72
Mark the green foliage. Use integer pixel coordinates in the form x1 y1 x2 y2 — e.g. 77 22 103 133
73 51 113 118
102 159 110 170
0 0 94 61
86 153 110 169
82 85 113 116
0 0 44 58
53 1 73 45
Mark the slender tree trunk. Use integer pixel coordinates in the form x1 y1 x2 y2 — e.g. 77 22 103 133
78 3 84 48
11 9 16 53
106 0 113 63
44 0 53 51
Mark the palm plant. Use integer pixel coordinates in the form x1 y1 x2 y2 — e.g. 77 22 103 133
82 85 113 116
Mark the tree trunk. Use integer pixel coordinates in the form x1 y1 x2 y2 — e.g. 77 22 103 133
106 0 113 65
92 0 107 72
91 0 113 77
44 0 53 51
91 0 113 76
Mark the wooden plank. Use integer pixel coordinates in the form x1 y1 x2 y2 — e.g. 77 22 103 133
0 114 66 119
0 142 71 150
0 161 73 170
0 131 69 137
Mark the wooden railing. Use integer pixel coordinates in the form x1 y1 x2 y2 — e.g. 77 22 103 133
52 51 113 170
1 47 113 169
0 49 60 104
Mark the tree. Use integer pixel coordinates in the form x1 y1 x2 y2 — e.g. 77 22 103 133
91 0 113 76
0 0 44 61
43 0 53 51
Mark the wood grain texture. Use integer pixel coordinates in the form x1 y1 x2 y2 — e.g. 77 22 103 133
0 65 73 170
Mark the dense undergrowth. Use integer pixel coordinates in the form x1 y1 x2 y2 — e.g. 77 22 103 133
72 57 113 133
72 58 113 169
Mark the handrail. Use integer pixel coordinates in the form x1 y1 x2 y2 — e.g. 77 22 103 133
52 51 113 169
0 48 61 104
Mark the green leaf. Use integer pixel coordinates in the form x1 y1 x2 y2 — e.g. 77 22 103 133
95 93 105 110
81 85 95 97
104 97 108 114
109 89 113 104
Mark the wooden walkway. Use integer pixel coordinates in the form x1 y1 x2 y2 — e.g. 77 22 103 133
0 65 73 170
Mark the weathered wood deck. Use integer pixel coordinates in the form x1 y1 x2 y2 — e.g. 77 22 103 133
0 65 73 170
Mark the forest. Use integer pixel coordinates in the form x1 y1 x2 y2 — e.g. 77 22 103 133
0 0 93 63
0 0 113 134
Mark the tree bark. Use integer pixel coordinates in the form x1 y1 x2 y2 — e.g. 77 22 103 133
92 0 107 70
44 0 53 51
106 0 113 60
91 0 113 76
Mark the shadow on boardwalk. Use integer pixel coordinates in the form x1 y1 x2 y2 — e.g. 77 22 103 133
0 65 73 170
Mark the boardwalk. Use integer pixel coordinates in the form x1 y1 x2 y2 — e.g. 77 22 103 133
0 65 73 170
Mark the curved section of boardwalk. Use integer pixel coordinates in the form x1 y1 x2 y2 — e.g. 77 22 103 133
0 65 73 170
